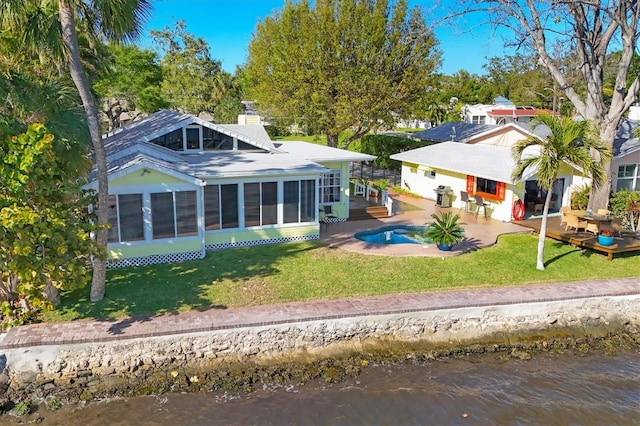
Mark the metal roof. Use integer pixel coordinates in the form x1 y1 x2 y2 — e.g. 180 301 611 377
92 110 376 185
411 122 496 143
613 118 640 158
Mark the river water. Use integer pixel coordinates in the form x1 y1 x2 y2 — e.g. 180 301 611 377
9 349 640 425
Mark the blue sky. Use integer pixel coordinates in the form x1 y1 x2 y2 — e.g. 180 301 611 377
141 0 511 76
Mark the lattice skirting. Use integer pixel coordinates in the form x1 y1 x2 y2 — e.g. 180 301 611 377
206 234 318 251
106 234 320 268
107 250 203 269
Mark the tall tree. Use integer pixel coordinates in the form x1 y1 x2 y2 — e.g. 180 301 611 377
151 20 230 116
512 114 611 270
1 0 153 301
245 0 441 148
459 0 639 210
94 44 168 130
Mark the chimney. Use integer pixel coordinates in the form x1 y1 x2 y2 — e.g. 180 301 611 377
629 104 640 121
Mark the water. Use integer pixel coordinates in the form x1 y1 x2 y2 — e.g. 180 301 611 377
354 225 432 244
10 349 639 425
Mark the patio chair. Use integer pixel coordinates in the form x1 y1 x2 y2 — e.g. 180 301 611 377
559 206 571 227
474 195 489 219
319 205 337 230
564 213 587 232
586 222 599 235
459 191 471 213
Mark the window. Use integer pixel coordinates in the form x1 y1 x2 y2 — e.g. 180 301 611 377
244 182 278 227
617 164 639 191
185 126 201 150
284 179 316 223
150 129 182 151
107 194 144 243
476 177 498 195
203 127 234 150
320 170 341 203
220 185 239 229
204 185 221 230
466 175 506 201
472 116 486 124
150 191 197 239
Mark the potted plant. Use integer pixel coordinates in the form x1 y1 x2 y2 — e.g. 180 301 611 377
597 229 614 246
425 211 466 251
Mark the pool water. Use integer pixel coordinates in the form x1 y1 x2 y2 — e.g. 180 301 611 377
354 225 433 245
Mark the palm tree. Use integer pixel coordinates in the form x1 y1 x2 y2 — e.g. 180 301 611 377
1 0 153 301
512 113 611 270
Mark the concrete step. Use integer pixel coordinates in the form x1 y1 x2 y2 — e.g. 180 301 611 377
348 206 389 221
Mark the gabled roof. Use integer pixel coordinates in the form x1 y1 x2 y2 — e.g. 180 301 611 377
412 122 496 143
613 118 640 158
90 110 377 185
391 142 523 183
102 109 282 155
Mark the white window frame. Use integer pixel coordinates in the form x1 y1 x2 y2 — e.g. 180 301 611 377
319 170 342 204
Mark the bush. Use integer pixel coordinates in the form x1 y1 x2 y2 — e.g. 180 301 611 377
570 184 590 209
355 134 427 171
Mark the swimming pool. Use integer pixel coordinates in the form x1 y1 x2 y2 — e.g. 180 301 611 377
354 225 433 245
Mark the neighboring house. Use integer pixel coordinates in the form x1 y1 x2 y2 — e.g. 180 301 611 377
462 96 554 125
611 106 640 192
391 122 585 222
87 110 375 268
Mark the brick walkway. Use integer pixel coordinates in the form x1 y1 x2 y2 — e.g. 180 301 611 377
1 278 638 350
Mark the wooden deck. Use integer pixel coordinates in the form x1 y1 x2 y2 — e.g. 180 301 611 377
518 215 640 260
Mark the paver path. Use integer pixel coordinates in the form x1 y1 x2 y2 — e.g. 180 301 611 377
1 278 638 349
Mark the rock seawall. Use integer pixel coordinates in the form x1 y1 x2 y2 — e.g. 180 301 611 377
2 295 639 406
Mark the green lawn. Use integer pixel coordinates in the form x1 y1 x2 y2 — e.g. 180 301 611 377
43 234 639 322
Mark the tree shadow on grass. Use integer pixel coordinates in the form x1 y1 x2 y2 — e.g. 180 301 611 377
52 242 320 324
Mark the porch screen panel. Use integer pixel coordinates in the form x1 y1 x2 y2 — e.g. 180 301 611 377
300 179 316 222
107 195 119 243
118 194 144 241
220 184 239 229
283 181 300 223
175 191 198 236
151 192 176 239
262 182 278 225
244 183 261 227
204 185 220 230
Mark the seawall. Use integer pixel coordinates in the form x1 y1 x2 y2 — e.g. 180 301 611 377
1 279 639 405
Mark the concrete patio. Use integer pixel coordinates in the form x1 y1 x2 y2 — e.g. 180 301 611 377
320 193 532 257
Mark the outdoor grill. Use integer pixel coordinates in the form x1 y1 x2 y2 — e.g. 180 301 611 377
434 185 452 208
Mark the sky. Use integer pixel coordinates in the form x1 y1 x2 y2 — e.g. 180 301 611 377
141 0 513 76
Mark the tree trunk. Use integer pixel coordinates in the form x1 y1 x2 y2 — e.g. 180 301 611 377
536 190 554 271
588 122 618 211
59 1 108 302
326 132 339 148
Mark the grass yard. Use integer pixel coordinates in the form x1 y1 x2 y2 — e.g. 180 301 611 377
43 234 640 322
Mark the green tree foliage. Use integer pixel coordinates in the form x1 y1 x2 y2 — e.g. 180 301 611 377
1 0 153 302
212 66 246 124
93 44 168 130
483 54 555 109
356 134 426 170
511 114 611 270
0 124 100 328
151 20 230 116
245 0 441 148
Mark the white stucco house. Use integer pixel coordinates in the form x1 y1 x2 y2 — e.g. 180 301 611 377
393 121 588 222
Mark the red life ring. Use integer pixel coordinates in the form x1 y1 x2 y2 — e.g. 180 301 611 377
512 199 525 221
